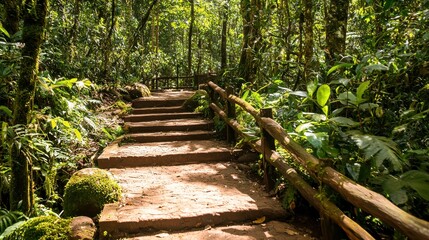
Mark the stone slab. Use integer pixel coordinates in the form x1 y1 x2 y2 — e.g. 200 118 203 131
97 140 240 168
125 130 215 143
125 221 317 240
124 112 202 122
125 119 214 133
99 163 288 238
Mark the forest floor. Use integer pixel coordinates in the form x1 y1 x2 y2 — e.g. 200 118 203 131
96 90 321 239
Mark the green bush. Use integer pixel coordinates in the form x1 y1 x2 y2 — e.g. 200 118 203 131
63 168 121 218
15 216 71 240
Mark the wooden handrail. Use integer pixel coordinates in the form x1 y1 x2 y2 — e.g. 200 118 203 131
207 81 429 239
210 103 374 240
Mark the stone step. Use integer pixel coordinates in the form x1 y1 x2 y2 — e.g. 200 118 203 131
97 140 241 168
125 119 214 133
132 106 188 115
124 112 202 122
132 98 187 108
122 221 316 239
124 130 215 143
99 163 288 239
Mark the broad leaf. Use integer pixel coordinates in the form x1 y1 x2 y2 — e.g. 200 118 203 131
329 117 359 127
317 84 330 107
0 106 12 117
306 80 318 98
356 81 370 104
348 131 404 171
363 64 389 74
0 23 10 38
295 123 313 133
401 170 429 201
338 91 357 106
327 63 354 76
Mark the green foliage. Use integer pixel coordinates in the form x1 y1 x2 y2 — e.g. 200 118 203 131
0 209 25 236
347 131 405 172
182 90 210 117
10 216 71 240
63 168 121 218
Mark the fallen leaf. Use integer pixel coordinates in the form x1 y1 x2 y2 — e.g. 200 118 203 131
284 229 298 235
252 216 266 224
155 233 170 238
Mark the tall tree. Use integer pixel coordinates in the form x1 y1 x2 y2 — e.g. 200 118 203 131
302 0 314 82
238 0 263 85
325 0 350 67
187 0 195 75
3 0 20 36
220 0 229 73
11 0 48 213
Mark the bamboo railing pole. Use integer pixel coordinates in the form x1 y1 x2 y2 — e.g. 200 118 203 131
208 81 429 239
210 103 374 240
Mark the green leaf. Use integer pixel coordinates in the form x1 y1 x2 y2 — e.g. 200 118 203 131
363 64 389 74
348 131 405 171
306 80 318 98
0 23 10 38
73 128 82 142
295 123 313 133
327 63 354 76
317 84 330 107
329 117 359 127
304 132 328 149
356 81 370 103
49 119 57 129
401 170 429 201
338 91 357 106
289 91 307 98
390 189 408 205
0 106 12 118
321 105 329 116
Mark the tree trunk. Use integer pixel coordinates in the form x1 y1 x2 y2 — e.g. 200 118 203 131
11 0 48 214
238 0 263 85
220 1 229 73
303 0 314 83
103 0 116 82
325 0 350 67
4 0 20 36
187 0 195 75
68 0 81 63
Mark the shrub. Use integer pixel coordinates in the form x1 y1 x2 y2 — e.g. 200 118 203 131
63 168 121 218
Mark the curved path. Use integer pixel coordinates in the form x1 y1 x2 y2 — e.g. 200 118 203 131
97 91 318 239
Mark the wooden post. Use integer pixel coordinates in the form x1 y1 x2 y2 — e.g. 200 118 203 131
260 108 276 191
226 86 236 144
193 75 198 90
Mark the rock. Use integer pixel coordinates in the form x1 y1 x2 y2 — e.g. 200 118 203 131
70 216 96 240
124 83 151 99
237 152 260 162
63 168 122 218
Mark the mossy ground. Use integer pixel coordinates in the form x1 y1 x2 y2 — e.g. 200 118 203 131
15 216 71 240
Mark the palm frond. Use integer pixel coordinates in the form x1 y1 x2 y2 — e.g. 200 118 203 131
347 130 406 171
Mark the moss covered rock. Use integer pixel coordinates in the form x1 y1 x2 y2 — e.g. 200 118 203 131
16 216 71 240
63 168 121 218
182 90 210 116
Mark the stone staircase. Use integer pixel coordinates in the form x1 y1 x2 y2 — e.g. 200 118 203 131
97 91 316 239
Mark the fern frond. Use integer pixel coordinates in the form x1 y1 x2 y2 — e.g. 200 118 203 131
0 209 23 234
347 130 405 171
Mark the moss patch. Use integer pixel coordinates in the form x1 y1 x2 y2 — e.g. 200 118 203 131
182 90 210 116
16 216 71 240
63 168 121 218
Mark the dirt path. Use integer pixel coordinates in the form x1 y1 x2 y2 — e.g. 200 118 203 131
97 90 319 239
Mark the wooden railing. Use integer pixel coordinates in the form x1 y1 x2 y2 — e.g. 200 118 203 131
207 81 429 240
149 73 217 90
